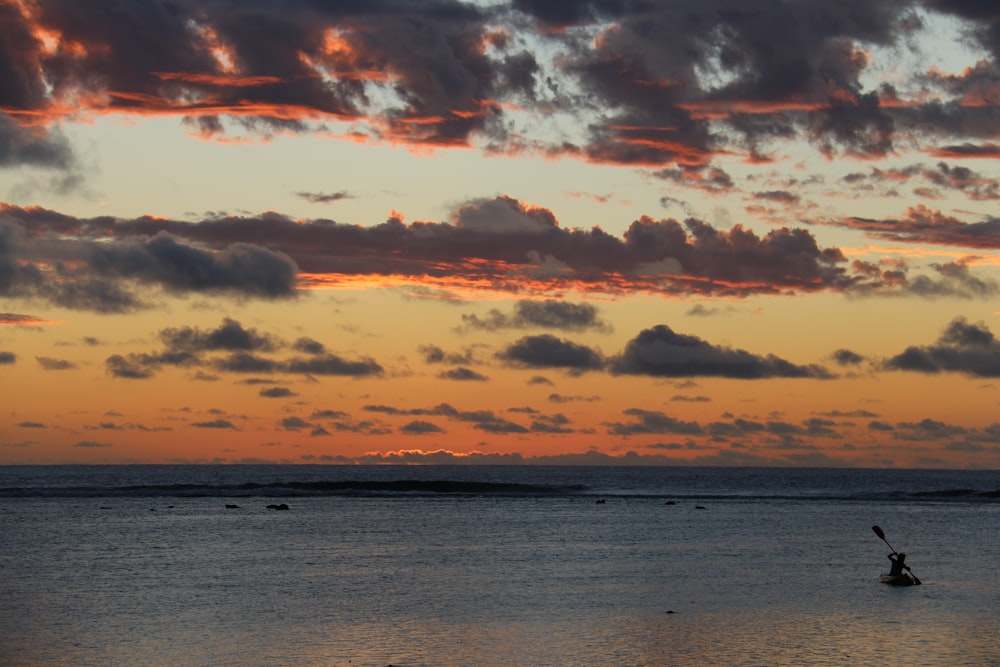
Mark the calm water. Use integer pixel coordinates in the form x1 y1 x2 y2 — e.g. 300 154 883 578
2 466 998 666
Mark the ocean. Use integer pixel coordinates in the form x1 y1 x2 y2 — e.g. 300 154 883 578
1 465 998 667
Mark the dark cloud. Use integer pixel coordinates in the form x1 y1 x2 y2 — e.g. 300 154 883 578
923 162 1000 201
284 354 383 377
296 191 353 204
74 440 111 448
437 367 489 381
213 352 280 374
419 344 476 365
0 113 75 170
842 205 1000 250
401 420 445 434
292 337 327 355
832 349 865 366
530 413 574 434
461 299 610 332
311 409 349 419
1 202 947 301
279 416 312 431
259 386 297 398
607 409 703 436
1 0 997 170
106 354 155 379
0 211 298 312
17 421 45 428
36 356 76 370
161 318 277 353
610 325 832 378
0 351 15 364
885 317 1000 377
363 401 528 433
103 318 384 379
192 419 239 429
497 334 605 371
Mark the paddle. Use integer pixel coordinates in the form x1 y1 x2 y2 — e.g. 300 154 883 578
872 525 921 584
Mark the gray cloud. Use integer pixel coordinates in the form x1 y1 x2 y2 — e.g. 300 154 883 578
161 318 277 353
401 420 445 434
497 334 605 371
461 299 610 332
610 324 831 378
259 387 297 398
36 356 76 370
437 367 489 381
0 351 16 364
885 317 1000 377
192 419 239 429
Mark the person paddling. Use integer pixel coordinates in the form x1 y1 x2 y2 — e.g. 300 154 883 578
887 551 907 577
872 525 922 585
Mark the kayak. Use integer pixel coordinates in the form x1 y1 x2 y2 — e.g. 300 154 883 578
879 573 920 586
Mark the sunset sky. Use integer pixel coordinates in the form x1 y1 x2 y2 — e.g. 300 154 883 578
2 0 1000 467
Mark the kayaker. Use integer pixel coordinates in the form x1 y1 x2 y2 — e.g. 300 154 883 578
887 552 907 577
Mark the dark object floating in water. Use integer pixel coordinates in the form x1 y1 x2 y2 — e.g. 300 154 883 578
664 501 676 505
596 499 606 504
879 573 920 586
665 610 676 614
695 505 707 510
225 504 240 509
267 503 290 511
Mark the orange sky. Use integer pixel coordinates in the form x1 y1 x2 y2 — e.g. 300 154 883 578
1 0 999 468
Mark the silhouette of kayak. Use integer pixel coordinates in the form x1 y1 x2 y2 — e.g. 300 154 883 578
879 573 920 586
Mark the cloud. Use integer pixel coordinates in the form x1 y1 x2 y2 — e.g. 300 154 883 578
101 318 383 379
192 419 239 429
610 324 831 378
214 352 280 374
106 354 155 379
497 334 605 371
36 356 76 370
0 211 299 312
0 312 60 326
17 421 45 428
161 318 277 352
284 354 383 377
461 299 610 332
259 386 297 398
607 409 703 436
1 0 998 172
437 367 489 381
296 191 353 204
841 205 1000 250
419 344 476 365
401 420 445 434
279 416 313 431
74 440 112 448
885 317 1000 377
2 201 965 301
832 349 865 366
0 113 76 171
0 351 15 364
292 337 327 355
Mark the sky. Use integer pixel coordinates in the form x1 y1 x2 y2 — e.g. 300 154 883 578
1 0 1000 468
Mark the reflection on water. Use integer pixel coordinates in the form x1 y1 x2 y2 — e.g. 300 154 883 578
2 489 998 667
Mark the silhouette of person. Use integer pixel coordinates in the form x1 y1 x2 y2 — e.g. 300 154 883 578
888 552 907 577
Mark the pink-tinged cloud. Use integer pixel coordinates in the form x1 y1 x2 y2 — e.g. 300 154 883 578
0 312 62 326
841 205 1000 250
6 197 996 310
2 0 999 173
